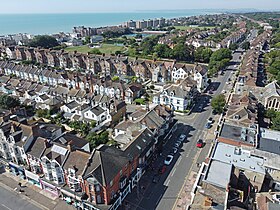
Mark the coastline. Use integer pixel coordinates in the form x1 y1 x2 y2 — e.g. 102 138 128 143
0 10 213 35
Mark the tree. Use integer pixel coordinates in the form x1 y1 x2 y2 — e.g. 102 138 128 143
154 44 172 58
171 43 193 61
36 109 50 118
208 48 232 76
86 131 109 148
84 36 91 44
241 41 250 50
28 35 59 48
89 48 102 55
272 113 280 131
229 43 238 51
194 47 213 63
211 94 226 114
112 76 120 82
0 94 20 109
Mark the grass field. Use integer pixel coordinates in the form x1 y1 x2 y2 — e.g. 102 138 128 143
65 44 125 54
174 25 216 30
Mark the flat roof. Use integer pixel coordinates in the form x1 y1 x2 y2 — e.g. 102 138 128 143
204 159 232 189
220 123 256 145
259 128 280 155
212 142 265 174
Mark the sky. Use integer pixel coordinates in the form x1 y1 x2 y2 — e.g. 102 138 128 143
0 0 279 14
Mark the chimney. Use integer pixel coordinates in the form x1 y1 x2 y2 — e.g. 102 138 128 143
44 139 50 148
67 140 74 152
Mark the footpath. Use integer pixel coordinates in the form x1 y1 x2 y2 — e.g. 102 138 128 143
0 171 74 210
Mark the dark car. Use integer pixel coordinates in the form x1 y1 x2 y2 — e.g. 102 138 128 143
205 122 211 129
159 165 167 174
196 139 204 148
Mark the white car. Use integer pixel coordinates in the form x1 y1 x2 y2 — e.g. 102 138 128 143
164 155 174 165
178 134 186 142
171 147 178 154
174 141 181 148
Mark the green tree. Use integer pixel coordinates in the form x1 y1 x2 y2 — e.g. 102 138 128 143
194 47 213 63
272 113 280 131
229 43 238 51
211 94 226 114
171 43 193 61
0 94 20 109
208 48 232 76
154 44 171 58
36 109 50 118
84 36 91 44
86 131 109 148
112 76 120 82
89 48 102 55
241 41 250 50
28 35 59 48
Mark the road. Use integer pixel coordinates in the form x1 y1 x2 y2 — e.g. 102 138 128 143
122 50 242 210
0 186 41 210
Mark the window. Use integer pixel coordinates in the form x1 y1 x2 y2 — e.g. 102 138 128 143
95 184 100 192
120 178 127 189
177 100 180 104
120 170 122 176
110 180 113 187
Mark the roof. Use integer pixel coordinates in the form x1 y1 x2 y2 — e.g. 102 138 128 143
259 128 280 155
83 147 129 186
212 142 265 174
56 133 89 151
204 159 232 189
219 123 256 146
65 101 80 110
89 106 105 116
26 137 48 158
63 150 90 176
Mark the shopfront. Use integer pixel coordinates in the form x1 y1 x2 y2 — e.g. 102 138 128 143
9 162 26 179
25 170 41 187
61 187 88 209
40 179 60 197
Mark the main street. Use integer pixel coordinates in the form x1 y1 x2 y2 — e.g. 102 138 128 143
0 186 41 210
123 50 242 210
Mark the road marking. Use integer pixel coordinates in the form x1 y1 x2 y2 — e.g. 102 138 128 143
171 168 176 177
1 204 12 210
165 179 170 186
168 135 172 140
176 156 182 166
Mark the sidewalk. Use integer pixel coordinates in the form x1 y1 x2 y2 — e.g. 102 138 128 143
0 172 74 210
173 114 219 210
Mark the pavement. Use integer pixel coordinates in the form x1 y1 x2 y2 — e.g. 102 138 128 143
0 172 75 210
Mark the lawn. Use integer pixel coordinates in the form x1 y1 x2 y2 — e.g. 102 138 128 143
65 44 125 55
174 25 216 30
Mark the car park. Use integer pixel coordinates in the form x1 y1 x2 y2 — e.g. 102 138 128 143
196 139 204 148
164 155 174 165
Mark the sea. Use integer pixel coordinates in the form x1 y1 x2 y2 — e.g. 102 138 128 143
0 10 221 36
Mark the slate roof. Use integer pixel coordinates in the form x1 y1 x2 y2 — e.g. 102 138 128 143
26 137 48 158
63 150 90 176
83 147 129 186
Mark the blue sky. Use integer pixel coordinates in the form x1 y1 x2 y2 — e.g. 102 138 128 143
0 0 279 13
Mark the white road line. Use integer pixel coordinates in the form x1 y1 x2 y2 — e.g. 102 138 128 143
171 168 176 177
1 204 12 210
176 156 182 166
168 135 172 140
165 179 170 186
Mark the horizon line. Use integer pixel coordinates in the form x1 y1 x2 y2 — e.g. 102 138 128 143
0 8 279 15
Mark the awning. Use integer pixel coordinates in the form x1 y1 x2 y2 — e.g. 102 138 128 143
25 170 40 182
65 197 72 203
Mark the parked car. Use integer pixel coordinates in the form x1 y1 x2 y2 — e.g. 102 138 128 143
196 139 204 148
205 122 211 129
164 155 174 165
174 140 181 148
208 117 213 124
171 147 178 155
178 134 186 142
159 165 166 174
152 174 160 183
